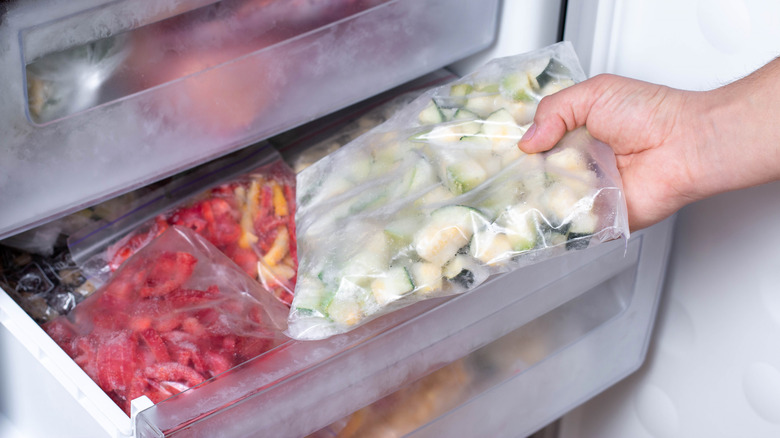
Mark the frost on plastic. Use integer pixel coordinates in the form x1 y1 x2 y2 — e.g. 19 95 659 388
288 42 630 340
74 157 298 306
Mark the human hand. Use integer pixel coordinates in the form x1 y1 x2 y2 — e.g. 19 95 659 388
518 74 703 231
519 59 780 232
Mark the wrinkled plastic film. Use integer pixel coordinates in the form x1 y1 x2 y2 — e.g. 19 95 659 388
273 70 458 174
69 151 299 306
43 226 289 417
288 42 630 340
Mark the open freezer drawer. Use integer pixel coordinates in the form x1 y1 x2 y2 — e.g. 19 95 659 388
0 216 673 437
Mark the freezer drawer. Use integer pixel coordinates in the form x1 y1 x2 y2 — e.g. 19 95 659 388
0 216 672 437
0 0 498 239
310 220 663 437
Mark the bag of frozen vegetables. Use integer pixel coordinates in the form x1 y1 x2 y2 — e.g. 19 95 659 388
287 42 629 340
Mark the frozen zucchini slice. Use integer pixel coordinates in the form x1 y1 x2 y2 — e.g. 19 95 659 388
393 153 438 198
427 146 488 195
313 175 354 203
483 109 524 144
481 109 526 165
341 233 390 286
418 100 446 125
371 265 414 305
293 276 329 317
410 262 442 295
475 83 500 93
347 188 388 215
542 182 588 226
327 299 363 326
501 72 536 102
535 58 571 89
469 227 514 266
445 158 487 195
451 109 483 138
546 147 589 173
448 83 474 107
424 125 471 143
463 96 498 118
462 83 500 117
408 156 439 193
453 108 479 120
478 178 524 219
519 153 548 194
566 211 598 250
498 204 540 252
450 83 474 97
443 254 480 288
414 205 487 266
416 184 456 207
384 216 420 249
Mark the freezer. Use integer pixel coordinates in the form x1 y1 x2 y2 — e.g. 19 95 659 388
0 0 676 437
0 0 499 240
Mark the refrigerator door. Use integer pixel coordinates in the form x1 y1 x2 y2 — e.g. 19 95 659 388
560 1 780 437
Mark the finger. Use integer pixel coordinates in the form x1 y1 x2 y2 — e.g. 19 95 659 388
518 96 574 153
518 75 610 153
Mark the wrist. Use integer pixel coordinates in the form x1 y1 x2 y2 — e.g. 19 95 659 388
653 89 715 210
689 60 780 200
682 89 730 202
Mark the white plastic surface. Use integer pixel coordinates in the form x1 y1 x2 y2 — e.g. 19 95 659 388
448 0 564 76
560 1 780 437
407 219 674 438
0 292 131 437
0 414 25 438
566 0 780 82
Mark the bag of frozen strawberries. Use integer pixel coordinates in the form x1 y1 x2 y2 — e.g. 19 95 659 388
72 153 298 305
44 226 289 415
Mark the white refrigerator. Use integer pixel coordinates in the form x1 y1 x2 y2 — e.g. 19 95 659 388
559 1 780 437
0 0 777 436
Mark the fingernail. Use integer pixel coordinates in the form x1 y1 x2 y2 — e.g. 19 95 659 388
520 123 536 143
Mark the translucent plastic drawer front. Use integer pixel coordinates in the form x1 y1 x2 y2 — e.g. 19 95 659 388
134 232 657 437
0 0 499 239
311 220 674 438
310 258 638 437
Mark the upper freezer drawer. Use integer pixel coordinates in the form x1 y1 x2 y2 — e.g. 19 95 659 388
0 0 499 240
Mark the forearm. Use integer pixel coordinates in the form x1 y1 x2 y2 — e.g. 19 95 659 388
688 57 780 200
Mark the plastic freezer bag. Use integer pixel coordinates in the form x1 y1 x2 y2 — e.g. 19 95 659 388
0 244 96 323
288 42 629 340
44 226 289 415
272 69 457 173
78 157 298 305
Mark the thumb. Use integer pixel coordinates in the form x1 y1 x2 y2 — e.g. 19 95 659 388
518 75 607 153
